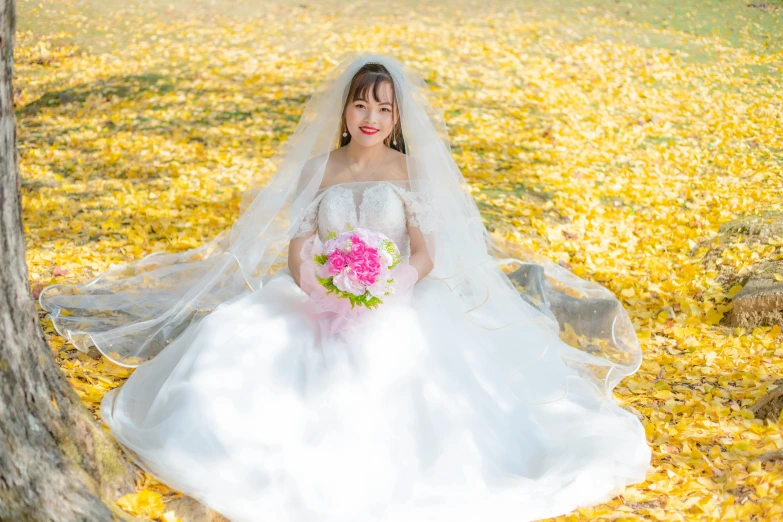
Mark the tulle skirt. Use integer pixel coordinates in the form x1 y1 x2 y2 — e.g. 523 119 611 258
100 267 650 522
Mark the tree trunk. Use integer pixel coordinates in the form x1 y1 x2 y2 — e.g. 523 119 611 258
696 211 783 329
0 1 140 520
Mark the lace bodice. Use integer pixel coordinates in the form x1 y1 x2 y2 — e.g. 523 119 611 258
292 182 438 258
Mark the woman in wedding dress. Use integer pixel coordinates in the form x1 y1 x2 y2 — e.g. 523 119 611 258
39 53 651 522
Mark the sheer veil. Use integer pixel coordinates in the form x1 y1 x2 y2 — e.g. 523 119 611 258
39 52 641 406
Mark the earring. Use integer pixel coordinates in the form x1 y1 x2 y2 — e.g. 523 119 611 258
342 132 348 137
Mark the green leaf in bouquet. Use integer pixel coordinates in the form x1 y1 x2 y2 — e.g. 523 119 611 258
352 292 382 310
381 240 402 269
314 273 384 310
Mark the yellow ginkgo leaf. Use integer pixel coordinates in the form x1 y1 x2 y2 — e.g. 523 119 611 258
115 490 166 519
728 284 743 298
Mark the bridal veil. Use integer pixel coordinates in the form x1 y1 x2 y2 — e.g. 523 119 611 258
39 52 642 408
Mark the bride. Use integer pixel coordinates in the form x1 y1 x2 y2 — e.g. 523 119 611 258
39 53 651 522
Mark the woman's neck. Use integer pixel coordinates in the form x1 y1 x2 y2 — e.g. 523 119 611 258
344 141 387 169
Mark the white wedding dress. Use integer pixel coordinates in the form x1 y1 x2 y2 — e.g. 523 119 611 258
100 180 651 522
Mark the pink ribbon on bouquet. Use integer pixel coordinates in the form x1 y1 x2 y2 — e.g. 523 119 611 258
298 234 419 336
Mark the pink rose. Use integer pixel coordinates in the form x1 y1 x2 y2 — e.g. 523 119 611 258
327 252 347 274
351 264 369 280
358 272 376 286
350 259 378 285
350 236 368 257
366 255 380 271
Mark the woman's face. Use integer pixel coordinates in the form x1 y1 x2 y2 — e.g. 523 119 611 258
344 80 398 147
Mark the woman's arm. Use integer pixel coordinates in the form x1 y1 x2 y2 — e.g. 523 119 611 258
407 225 434 282
288 231 315 289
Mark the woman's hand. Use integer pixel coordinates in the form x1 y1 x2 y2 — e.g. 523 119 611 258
385 260 419 305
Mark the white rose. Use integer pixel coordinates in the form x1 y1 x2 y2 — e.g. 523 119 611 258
378 249 393 268
333 270 366 296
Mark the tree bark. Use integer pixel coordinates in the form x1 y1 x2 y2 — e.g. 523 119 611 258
0 1 140 519
696 211 783 329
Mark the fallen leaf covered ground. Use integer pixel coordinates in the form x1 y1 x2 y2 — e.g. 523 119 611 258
18 0 783 520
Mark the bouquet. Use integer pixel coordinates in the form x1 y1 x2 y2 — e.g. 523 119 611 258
299 226 419 334
314 226 402 309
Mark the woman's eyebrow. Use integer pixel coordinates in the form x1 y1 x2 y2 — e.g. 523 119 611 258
354 97 393 106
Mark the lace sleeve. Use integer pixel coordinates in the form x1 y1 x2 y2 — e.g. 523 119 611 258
291 191 326 239
389 185 439 235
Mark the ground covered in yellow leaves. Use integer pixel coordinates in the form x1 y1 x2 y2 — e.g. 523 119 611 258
18 0 783 520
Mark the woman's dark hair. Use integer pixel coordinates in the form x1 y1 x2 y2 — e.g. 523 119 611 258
338 62 406 154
